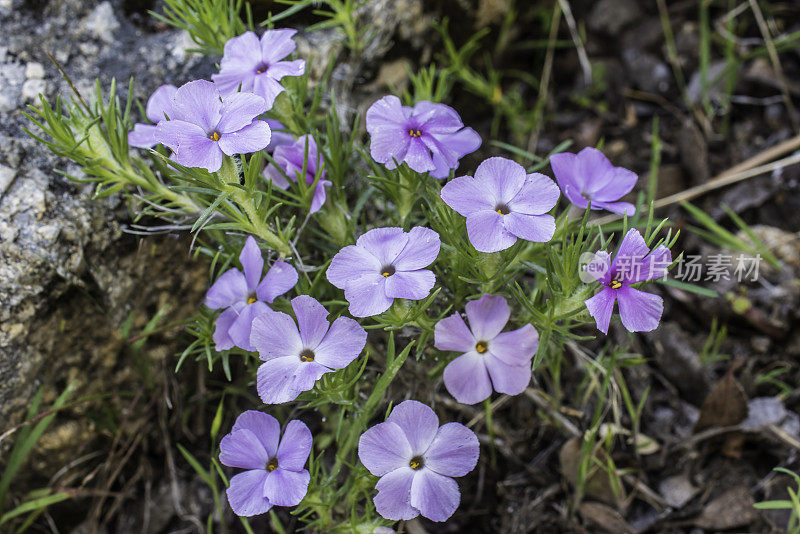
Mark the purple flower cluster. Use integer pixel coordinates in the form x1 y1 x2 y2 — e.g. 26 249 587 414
358 400 479 522
327 227 441 317
220 410 311 516
265 134 332 214
441 157 559 252
250 295 367 403
584 229 671 334
435 294 539 404
550 147 637 216
366 95 481 179
128 29 306 173
205 236 297 351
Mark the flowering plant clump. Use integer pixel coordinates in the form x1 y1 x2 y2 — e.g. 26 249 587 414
26 8 684 531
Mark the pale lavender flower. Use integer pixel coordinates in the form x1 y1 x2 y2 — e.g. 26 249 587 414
440 157 559 253
219 410 311 517
584 228 671 334
205 236 298 351
128 84 177 148
265 134 331 214
155 79 271 172
550 147 637 215
250 295 367 404
435 294 539 404
326 227 441 317
358 400 479 522
212 30 305 109
366 95 481 179
265 119 294 152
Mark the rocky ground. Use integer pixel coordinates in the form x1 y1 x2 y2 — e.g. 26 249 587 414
1 0 800 532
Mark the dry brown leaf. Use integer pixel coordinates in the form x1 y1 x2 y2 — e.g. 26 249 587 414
559 436 626 507
694 369 748 432
578 502 635 534
692 486 759 530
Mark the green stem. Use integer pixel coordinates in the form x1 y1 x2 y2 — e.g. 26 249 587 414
218 157 292 256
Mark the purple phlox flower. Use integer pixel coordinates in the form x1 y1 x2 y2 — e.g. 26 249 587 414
435 294 539 404
366 95 481 179
441 157 559 253
584 228 672 334
155 79 271 172
212 30 305 110
326 227 441 317
205 236 298 352
128 84 177 149
265 134 332 214
550 147 638 216
264 119 295 152
250 295 367 404
358 400 479 522
219 410 311 517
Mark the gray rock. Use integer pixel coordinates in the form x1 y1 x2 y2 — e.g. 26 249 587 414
588 0 642 35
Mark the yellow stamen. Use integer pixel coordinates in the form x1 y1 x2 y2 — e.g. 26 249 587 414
300 348 315 362
610 280 622 289
475 341 488 354
209 131 220 141
247 296 257 304
408 128 422 137
266 457 278 471
409 457 423 470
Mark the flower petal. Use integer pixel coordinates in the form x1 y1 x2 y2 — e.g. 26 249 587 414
206 268 247 309
264 468 310 506
409 469 460 522
226 470 271 517
584 288 616 335
583 250 612 284
474 157 526 205
387 400 439 454
157 120 224 172
266 59 305 80
465 294 510 341
488 324 538 366
393 227 441 271
591 199 636 215
229 301 269 351
369 127 410 167
145 84 177 123
550 151 583 195
383 270 435 301
256 357 329 404
442 352 492 405
232 410 281 457
485 355 531 396
239 236 263 291
170 80 222 130
217 92 268 133
218 121 271 156
128 124 159 149
256 260 298 303
508 173 560 215
403 138 435 173
220 429 269 469
373 467 419 521
253 74 287 110
358 421 413 476
412 101 463 132
423 422 479 478
502 213 555 243
626 244 672 284
610 228 650 276
434 313 475 353
276 419 312 471
440 175 492 216
212 307 238 351
466 210 517 253
250 310 303 361
591 166 637 202
366 95 408 132
355 227 409 266
327 245 382 289
343 275 394 317
291 295 331 349
259 29 298 64
616 286 663 332
314 316 367 369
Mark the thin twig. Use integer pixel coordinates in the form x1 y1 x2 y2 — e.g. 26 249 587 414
557 0 591 86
